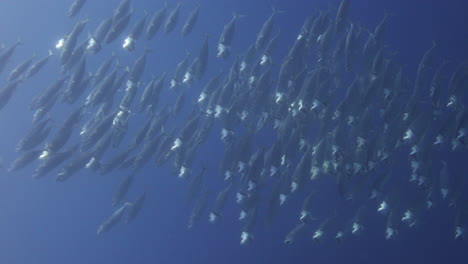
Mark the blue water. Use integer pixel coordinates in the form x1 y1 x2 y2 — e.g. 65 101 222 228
0 0 467 263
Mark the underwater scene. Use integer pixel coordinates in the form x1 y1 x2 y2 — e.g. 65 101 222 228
0 0 467 263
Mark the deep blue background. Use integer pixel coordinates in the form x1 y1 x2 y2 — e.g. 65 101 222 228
0 0 467 263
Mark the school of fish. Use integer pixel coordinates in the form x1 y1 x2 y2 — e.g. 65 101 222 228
0 0 467 244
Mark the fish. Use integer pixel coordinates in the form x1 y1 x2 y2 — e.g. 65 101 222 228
68 0 87 18
100 146 134 175
8 150 42 172
97 203 131 235
86 132 113 170
42 106 84 159
24 50 53 79
0 79 23 111
33 145 77 179
7 54 36 81
123 11 148 51
0 40 22 74
446 62 468 109
188 189 208 229
92 53 116 86
133 135 161 171
181 5 200 37
113 173 135 206
56 151 94 182
163 3 181 34
85 65 120 107
81 111 117 152
170 52 190 90
335 0 350 33
87 17 113 53
16 119 52 153
113 0 132 23
124 190 147 223
259 30 280 66
255 7 281 51
128 49 150 84
209 183 232 223
217 13 240 58
60 19 89 65
182 58 200 86
240 207 257 244
146 2 168 40
105 10 133 44
284 222 305 244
